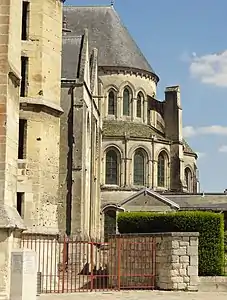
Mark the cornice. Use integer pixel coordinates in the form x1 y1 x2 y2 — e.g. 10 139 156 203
99 66 159 84
20 97 64 116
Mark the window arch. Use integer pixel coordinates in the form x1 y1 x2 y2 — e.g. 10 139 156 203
137 92 143 118
185 167 192 192
105 149 119 185
157 151 167 187
133 149 146 185
108 90 116 115
123 87 131 116
104 209 117 242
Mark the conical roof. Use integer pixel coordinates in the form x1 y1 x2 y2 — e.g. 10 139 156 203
63 6 157 77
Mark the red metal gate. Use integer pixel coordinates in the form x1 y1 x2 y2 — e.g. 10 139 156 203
21 234 156 293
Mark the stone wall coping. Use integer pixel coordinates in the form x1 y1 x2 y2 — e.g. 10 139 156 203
20 97 64 115
113 232 199 237
0 204 26 230
199 276 227 283
22 227 60 236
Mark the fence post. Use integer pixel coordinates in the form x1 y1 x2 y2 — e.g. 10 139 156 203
90 241 94 292
117 237 121 290
152 236 156 288
62 235 68 293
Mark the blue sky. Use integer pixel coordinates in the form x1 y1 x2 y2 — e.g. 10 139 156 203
66 0 227 192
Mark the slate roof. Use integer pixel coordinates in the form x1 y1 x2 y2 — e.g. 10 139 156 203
103 120 166 140
165 194 227 211
63 6 157 76
183 139 197 156
61 35 83 79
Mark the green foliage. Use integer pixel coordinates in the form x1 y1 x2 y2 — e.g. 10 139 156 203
117 211 225 276
225 231 227 252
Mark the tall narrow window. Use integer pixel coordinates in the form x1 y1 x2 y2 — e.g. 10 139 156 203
20 56 28 97
134 150 145 185
18 119 27 159
21 1 29 40
104 209 116 242
108 90 116 115
137 92 143 118
157 152 165 187
106 149 118 185
123 88 130 116
17 192 24 218
185 167 192 192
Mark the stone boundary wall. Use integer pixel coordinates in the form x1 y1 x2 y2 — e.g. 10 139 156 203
155 232 199 291
108 232 199 291
199 276 227 292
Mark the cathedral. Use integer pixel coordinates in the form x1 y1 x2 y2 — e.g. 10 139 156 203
61 5 198 238
2 1 227 296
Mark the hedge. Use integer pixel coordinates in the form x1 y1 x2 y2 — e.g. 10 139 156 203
117 211 225 276
225 231 227 252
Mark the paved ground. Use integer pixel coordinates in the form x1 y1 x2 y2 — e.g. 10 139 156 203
39 291 227 300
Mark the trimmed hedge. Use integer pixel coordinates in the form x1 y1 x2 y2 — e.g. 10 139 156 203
225 231 227 252
117 211 225 276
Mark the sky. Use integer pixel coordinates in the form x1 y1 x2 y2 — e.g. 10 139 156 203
66 0 227 193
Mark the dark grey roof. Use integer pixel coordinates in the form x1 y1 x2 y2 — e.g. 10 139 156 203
166 194 227 211
61 35 83 79
103 120 166 140
63 6 157 76
183 139 197 156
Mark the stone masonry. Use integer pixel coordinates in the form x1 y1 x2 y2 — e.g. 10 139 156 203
108 232 199 291
156 232 199 291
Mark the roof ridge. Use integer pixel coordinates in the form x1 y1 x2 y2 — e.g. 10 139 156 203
64 5 112 8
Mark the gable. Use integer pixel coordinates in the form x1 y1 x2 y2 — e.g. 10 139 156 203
119 188 179 212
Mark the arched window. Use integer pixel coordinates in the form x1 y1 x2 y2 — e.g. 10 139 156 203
105 149 118 185
123 88 130 116
108 90 116 115
185 167 192 192
137 92 143 118
134 149 145 186
104 209 116 242
157 152 166 187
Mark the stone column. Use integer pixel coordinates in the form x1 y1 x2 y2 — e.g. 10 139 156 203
0 221 25 299
10 249 37 300
156 232 199 291
117 96 122 119
143 99 148 123
131 98 136 121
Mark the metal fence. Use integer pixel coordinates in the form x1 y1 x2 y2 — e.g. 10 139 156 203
21 234 156 293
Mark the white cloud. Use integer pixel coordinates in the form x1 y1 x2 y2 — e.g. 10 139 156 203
183 125 227 138
189 50 227 87
218 145 227 153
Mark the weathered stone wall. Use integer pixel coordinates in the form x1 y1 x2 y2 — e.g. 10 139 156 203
99 72 157 124
59 33 101 238
19 0 63 233
156 232 199 291
0 229 22 297
108 233 199 291
0 0 21 208
101 138 171 190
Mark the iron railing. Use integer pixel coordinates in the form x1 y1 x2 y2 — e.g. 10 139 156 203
21 234 156 293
